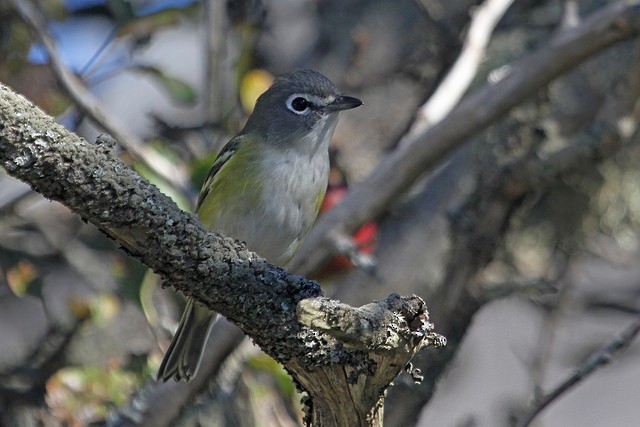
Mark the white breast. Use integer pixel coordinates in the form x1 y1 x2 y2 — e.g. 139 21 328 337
221 114 337 266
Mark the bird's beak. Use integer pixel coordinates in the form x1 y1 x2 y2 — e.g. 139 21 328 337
324 95 363 112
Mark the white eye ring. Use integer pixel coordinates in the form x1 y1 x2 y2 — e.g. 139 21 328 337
286 94 311 115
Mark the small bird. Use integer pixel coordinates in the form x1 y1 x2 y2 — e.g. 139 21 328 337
157 69 362 382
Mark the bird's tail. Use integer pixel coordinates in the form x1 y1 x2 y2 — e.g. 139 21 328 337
157 299 217 382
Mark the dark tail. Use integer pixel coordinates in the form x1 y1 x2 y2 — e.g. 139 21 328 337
157 299 217 382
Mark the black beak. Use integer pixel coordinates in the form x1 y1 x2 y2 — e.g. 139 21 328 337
324 95 363 112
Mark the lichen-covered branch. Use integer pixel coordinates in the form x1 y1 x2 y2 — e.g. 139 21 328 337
294 294 445 426
298 294 445 353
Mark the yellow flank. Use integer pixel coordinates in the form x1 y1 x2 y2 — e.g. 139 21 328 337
196 137 262 231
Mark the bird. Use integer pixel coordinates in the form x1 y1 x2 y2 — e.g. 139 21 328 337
157 69 362 382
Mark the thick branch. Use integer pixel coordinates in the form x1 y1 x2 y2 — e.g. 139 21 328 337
294 294 445 426
0 83 442 426
291 0 640 275
298 294 445 353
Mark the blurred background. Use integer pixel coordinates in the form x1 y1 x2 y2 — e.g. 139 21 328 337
1 0 640 426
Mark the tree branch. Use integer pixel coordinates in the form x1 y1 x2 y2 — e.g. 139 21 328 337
515 315 640 427
407 0 515 138
384 78 640 425
0 83 443 426
291 0 640 275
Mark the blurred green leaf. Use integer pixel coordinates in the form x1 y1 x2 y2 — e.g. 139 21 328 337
90 293 121 324
118 10 183 38
106 0 136 23
246 353 296 397
46 365 141 426
135 65 197 105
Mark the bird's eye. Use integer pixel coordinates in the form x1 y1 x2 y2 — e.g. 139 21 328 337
287 96 310 114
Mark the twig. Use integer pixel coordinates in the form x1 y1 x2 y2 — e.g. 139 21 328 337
527 257 571 407
407 0 515 139
12 0 191 196
290 0 640 275
515 315 640 427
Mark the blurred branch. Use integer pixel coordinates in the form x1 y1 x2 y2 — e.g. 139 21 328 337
528 256 571 401
515 315 640 427
480 278 558 301
406 0 515 139
0 174 31 211
0 83 443 427
0 321 80 414
385 78 640 424
11 0 192 196
291 0 640 276
110 321 244 427
204 0 228 124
